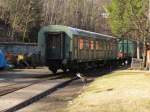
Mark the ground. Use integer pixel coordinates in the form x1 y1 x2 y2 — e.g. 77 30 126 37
0 67 51 79
66 70 150 112
1 68 150 112
0 67 89 112
19 80 86 112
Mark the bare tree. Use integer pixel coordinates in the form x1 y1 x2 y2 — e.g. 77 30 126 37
0 0 112 42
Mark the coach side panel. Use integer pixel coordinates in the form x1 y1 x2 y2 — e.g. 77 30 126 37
72 36 117 62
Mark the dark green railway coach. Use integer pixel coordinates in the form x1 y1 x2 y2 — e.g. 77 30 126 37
118 40 137 58
38 25 118 73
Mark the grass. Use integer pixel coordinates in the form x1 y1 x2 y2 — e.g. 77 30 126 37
66 70 150 112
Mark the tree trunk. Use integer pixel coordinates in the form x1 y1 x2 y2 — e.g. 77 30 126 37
143 38 147 68
137 41 140 59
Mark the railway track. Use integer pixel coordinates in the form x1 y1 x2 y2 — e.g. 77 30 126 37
0 77 77 112
0 66 126 98
0 72 73 97
0 66 128 112
0 71 78 112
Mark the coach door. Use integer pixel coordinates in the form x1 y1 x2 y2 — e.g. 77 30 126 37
45 33 64 60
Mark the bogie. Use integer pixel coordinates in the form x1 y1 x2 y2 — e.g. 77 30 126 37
48 67 57 74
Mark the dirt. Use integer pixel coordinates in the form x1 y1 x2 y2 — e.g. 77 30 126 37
0 67 113 112
18 80 88 112
0 67 51 79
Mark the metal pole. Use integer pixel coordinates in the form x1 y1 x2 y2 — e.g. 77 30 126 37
122 37 124 58
127 38 129 57
147 0 150 68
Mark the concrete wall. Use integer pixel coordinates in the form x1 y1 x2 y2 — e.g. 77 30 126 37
0 42 39 55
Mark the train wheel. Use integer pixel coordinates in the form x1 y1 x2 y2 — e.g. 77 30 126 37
51 69 57 74
49 67 57 74
62 68 67 72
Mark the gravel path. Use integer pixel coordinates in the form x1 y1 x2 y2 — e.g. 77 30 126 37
18 80 88 112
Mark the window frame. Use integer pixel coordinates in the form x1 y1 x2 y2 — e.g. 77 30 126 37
90 40 94 50
78 38 84 50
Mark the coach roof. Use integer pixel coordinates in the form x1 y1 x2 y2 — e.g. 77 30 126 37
39 25 116 40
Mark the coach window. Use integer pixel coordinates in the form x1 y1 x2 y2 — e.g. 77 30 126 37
103 41 106 50
110 42 112 50
99 41 102 50
90 40 94 50
79 39 84 50
109 42 111 49
74 38 78 48
85 40 89 49
101 41 104 50
105 44 107 50
96 41 99 50
107 43 109 50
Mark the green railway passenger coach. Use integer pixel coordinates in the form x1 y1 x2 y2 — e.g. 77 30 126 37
118 40 137 58
38 25 118 73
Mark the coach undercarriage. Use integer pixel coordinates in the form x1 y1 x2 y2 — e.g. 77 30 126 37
47 58 131 73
